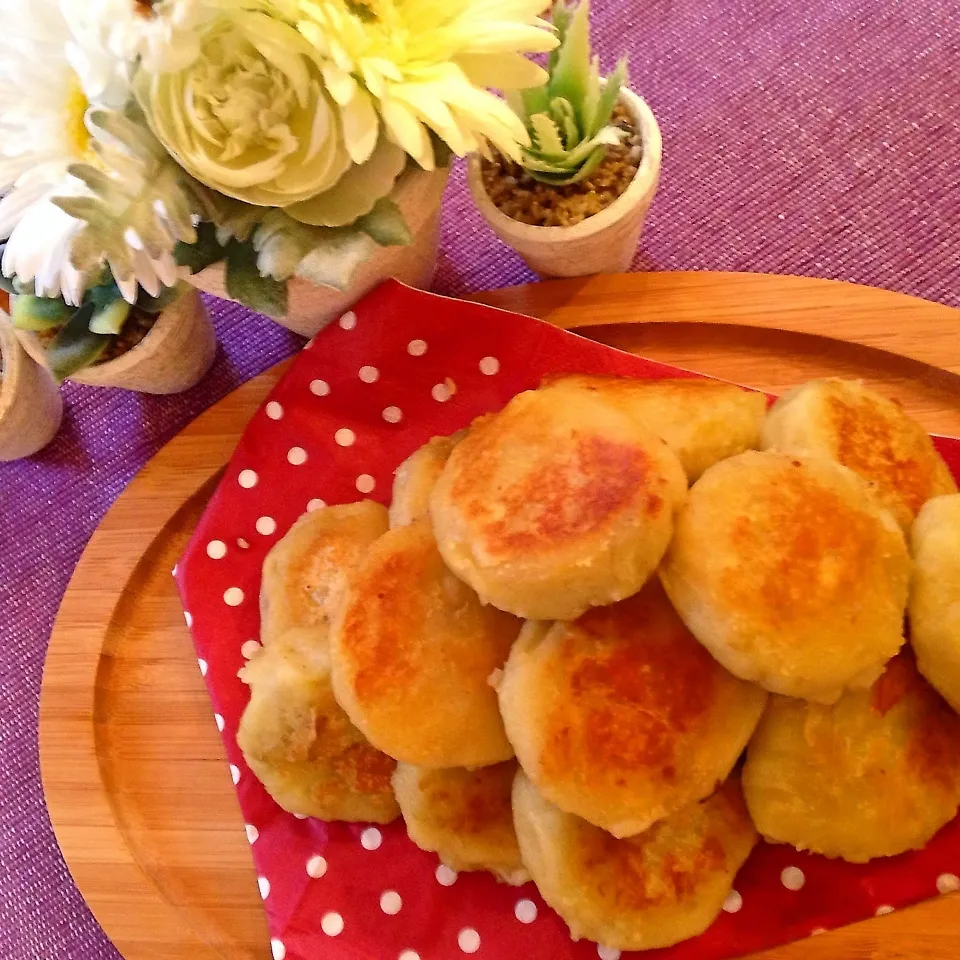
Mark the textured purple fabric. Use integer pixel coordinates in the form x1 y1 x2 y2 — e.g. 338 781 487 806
1 3 958 958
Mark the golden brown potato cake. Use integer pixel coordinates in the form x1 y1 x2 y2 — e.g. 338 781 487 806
497 580 767 837
259 500 388 646
390 432 464 528
543 374 767 481
910 494 960 713
392 761 528 884
513 772 758 951
237 627 399 822
762 378 956 530
430 388 687 620
660 450 910 703
743 651 960 862
329 520 520 767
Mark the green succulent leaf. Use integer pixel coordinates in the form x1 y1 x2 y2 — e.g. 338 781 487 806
89 298 131 336
175 222 230 275
295 230 377 292
589 57 629 138
225 241 289 319
548 1 576 74
520 84 551 120
550 98 580 148
137 283 185 315
46 303 112 381
11 295 73 332
355 198 411 247
548 0 591 128
530 113 566 157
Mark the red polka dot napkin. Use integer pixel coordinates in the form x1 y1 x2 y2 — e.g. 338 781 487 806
176 280 960 960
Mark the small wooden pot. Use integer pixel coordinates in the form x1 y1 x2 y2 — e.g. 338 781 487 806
467 88 662 278
0 313 63 461
189 166 450 338
16 289 216 395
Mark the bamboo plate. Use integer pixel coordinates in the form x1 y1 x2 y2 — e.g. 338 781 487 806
40 272 960 960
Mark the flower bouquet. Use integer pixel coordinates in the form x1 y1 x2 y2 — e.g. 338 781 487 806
0 0 561 346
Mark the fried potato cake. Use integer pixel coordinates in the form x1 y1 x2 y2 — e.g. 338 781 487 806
660 450 910 703
743 650 960 861
330 520 520 767
430 388 687 620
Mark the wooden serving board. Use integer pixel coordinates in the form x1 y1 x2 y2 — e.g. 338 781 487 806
40 273 960 960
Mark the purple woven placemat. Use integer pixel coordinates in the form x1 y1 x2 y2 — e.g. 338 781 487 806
1 2 958 958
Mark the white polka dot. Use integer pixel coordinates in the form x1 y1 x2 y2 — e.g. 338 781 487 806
184 611 193 628
256 516 277 536
810 928 828 937
310 379 330 397
335 428 356 447
436 864 458 886
598 948 621 960
206 540 227 559
458 928 480 953
306 855 327 878
237 537 250 549
722 889 743 914
224 587 244 607
479 356 500 375
361 827 382 850
875 905 895 916
246 824 259 844
937 873 960 894
265 401 284 420
398 952 420 960
339 311 357 330
197 658 207 676
293 812 307 820
287 446 308 466
241 639 261 659
214 714 225 732
271 939 285 960
356 474 375 494
171 563 178 577
230 764 240 784
238 469 258 489
382 406 403 423
781 866 806 891
307 498 326 512
321 912 344 936
380 890 402 915
258 876 270 899
407 338 427 356
514 899 537 923
359 365 380 383
431 382 452 403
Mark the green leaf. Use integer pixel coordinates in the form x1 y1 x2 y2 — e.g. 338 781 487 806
355 198 411 246
175 222 230 275
136 283 184 315
11 295 73 332
530 113 566 157
225 241 288 318
89 298 131 335
528 143 607 185
295 230 377 292
0 275 18 295
520 84 551 121
550 98 580 147
589 58 628 138
549 1 575 74
548 0 592 129
46 303 112 381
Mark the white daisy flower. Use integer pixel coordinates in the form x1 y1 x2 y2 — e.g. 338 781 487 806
0 0 202 304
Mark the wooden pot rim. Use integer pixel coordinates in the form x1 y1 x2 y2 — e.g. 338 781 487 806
467 87 662 241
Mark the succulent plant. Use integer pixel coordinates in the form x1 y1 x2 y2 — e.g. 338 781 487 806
505 0 629 186
7 275 183 382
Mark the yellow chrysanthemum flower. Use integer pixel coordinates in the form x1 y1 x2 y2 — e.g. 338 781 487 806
297 0 559 168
